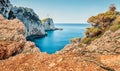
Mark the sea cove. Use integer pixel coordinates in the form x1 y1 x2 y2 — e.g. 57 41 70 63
1 0 120 71
32 24 90 54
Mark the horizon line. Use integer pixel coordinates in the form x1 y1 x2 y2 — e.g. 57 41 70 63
54 22 88 23
54 22 88 24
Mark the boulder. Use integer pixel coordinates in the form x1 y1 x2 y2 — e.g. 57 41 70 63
0 14 39 59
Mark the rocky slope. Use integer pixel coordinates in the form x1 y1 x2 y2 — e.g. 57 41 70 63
0 15 39 60
0 0 46 37
42 18 56 30
0 24 120 71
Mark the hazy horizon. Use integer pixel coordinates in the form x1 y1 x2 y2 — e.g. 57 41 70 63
10 0 120 23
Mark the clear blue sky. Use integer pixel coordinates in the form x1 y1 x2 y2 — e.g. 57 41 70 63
10 0 120 23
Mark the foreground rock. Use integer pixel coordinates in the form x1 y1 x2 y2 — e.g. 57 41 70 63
59 29 120 71
0 15 39 60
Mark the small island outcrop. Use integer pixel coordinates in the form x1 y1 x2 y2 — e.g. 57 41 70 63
42 18 56 31
42 18 63 31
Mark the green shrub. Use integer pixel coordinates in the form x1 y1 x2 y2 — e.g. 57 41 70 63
110 24 120 32
83 5 120 45
81 37 96 44
109 16 120 32
85 27 102 37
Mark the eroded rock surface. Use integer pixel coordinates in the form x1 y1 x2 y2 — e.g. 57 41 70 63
11 7 46 37
42 18 56 31
0 15 39 60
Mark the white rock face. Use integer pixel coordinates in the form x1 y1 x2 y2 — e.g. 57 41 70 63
0 0 12 18
42 18 55 30
11 7 46 37
0 0 46 37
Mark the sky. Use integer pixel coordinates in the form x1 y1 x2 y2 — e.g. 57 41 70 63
10 0 120 23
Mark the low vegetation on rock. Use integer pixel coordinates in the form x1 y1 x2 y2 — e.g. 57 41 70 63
41 18 50 23
81 4 120 44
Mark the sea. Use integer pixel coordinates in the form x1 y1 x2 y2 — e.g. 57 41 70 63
32 23 90 54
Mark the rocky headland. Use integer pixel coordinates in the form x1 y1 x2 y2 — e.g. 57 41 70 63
42 18 63 31
0 1 120 71
0 0 57 38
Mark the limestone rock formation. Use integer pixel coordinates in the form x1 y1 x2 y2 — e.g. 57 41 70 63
42 18 55 30
0 0 46 37
11 7 46 37
0 0 12 19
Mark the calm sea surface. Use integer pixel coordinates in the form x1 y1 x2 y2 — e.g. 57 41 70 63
32 23 90 54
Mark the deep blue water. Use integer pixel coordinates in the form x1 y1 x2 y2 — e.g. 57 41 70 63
32 23 90 54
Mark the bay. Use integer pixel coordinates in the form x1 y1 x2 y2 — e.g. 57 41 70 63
32 23 90 54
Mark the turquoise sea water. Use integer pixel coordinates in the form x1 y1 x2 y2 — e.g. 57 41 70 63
32 23 90 54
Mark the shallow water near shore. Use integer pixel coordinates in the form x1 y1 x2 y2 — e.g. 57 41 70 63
32 23 90 54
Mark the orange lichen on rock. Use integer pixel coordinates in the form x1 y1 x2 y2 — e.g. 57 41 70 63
0 14 39 60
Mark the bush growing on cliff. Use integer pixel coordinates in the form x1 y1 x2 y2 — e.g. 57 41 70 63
85 27 102 37
81 37 97 44
82 4 120 44
109 16 120 32
109 24 120 32
87 11 119 29
109 4 116 11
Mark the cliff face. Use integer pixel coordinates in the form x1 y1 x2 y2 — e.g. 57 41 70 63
0 0 46 37
11 7 46 37
42 18 55 30
0 0 13 19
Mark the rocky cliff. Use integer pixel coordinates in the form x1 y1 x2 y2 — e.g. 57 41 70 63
0 0 46 37
0 0 13 19
42 18 56 31
11 7 46 37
